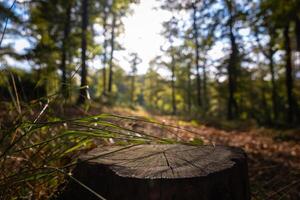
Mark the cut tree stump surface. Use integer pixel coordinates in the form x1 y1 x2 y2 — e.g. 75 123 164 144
59 144 250 200
81 144 245 179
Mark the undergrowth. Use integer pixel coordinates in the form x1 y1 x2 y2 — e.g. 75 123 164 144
0 97 202 199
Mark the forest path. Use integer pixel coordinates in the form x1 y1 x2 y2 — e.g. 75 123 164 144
100 106 300 200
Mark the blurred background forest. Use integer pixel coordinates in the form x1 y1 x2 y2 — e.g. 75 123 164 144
1 0 300 125
1 0 300 199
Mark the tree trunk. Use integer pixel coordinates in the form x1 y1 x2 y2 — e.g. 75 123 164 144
59 144 250 200
202 59 208 112
295 16 300 121
261 81 271 124
192 3 202 108
255 26 279 122
101 3 109 95
171 52 176 115
108 12 116 93
284 24 294 123
67 52 73 99
77 0 89 104
187 62 192 113
60 2 71 99
131 74 135 103
226 0 238 120
268 47 278 121
295 16 300 51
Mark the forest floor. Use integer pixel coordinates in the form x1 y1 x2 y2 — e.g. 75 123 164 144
98 106 300 200
1 103 300 199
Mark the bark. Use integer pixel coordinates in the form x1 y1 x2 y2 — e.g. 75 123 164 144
60 145 250 200
294 16 300 120
284 24 294 123
268 46 278 121
295 16 300 51
60 2 71 99
202 59 208 112
226 0 238 120
108 12 116 93
131 74 135 103
101 3 109 95
192 3 202 108
187 62 192 113
171 52 176 115
77 0 89 104
261 82 271 124
67 52 73 98
255 28 279 121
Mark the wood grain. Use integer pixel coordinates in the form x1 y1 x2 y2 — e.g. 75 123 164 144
81 144 244 179
58 144 250 200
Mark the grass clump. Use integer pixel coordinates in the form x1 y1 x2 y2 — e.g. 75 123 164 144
0 99 203 199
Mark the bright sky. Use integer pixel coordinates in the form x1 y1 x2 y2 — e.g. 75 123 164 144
115 0 172 74
3 0 227 75
116 0 226 75
3 0 172 73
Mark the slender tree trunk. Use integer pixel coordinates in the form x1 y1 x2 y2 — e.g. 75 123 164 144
67 52 73 99
108 12 116 93
226 0 238 120
261 80 271 124
256 28 279 122
268 47 278 121
295 16 300 121
227 63 235 120
295 16 300 51
187 62 192 113
202 59 208 112
284 24 294 123
131 74 135 103
77 0 89 104
102 3 109 95
171 52 176 115
60 2 71 99
192 3 202 108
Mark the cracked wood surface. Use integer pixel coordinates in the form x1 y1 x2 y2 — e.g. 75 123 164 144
80 144 245 179
59 144 250 200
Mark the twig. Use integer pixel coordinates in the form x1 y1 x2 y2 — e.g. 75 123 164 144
267 179 300 199
47 166 106 200
10 72 21 114
0 0 17 47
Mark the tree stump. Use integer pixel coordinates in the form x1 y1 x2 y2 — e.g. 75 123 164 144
59 144 250 200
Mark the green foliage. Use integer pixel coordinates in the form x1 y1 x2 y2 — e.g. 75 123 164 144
0 100 197 199
1 0 299 125
2 0 300 199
